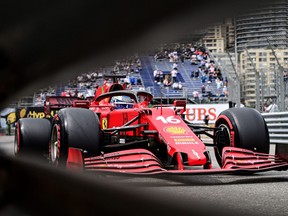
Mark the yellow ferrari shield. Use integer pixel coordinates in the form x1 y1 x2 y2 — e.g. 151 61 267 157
102 118 108 129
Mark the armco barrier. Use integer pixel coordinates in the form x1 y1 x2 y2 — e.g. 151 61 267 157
262 112 288 145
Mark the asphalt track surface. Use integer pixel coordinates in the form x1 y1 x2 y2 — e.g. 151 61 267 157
1 135 288 216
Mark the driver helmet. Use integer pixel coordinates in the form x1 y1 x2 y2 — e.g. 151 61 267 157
112 96 134 109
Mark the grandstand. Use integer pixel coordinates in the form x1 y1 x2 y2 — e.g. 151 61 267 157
138 54 228 104
19 45 229 107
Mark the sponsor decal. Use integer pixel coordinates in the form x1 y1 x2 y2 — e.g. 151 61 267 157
170 135 195 138
90 152 120 160
164 126 188 135
174 138 195 142
28 110 46 118
6 112 16 124
173 138 199 145
19 108 27 118
104 156 120 160
14 107 56 119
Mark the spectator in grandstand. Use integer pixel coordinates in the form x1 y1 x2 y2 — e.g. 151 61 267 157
205 60 210 69
199 59 206 68
190 54 198 65
129 76 136 85
172 62 178 70
90 72 98 82
208 72 213 83
153 69 158 83
134 65 141 73
224 76 228 86
163 77 172 86
136 58 141 68
202 52 209 61
192 90 199 102
172 82 182 90
184 51 190 60
77 74 83 83
197 53 203 62
173 51 179 62
190 46 195 53
216 77 223 95
222 85 228 97
85 86 95 97
113 64 120 73
198 66 204 76
190 70 195 79
171 67 178 83
124 76 130 84
34 96 43 106
206 81 212 97
124 64 132 74
168 52 174 62
201 74 207 84
154 53 159 62
154 69 162 83
136 78 142 85
194 69 199 79
201 84 206 94
40 91 46 102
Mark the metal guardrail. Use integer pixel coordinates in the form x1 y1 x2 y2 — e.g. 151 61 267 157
262 112 288 145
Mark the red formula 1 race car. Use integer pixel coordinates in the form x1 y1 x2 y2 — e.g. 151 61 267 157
14 83 288 175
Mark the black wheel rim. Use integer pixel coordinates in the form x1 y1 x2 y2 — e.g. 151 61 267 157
215 123 231 165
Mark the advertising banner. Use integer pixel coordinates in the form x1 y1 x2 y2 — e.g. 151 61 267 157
184 103 229 124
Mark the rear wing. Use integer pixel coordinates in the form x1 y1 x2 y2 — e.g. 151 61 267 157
44 96 88 117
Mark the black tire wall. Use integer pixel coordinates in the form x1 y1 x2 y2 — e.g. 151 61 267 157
15 118 51 156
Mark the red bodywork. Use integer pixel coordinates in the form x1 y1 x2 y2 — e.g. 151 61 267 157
47 83 288 174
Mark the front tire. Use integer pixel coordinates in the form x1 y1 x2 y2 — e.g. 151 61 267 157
214 107 270 167
49 108 101 167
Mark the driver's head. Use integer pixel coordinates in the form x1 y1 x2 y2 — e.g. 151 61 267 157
112 95 134 109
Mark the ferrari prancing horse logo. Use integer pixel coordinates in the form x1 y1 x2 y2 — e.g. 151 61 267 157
102 118 108 129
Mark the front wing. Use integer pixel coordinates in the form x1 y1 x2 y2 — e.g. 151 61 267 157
66 147 288 175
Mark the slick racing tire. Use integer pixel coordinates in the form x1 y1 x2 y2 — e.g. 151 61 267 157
14 118 51 157
214 107 270 167
49 108 101 167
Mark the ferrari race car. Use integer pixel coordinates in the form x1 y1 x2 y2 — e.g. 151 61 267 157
14 83 288 175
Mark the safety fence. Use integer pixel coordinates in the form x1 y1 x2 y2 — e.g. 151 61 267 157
262 112 288 145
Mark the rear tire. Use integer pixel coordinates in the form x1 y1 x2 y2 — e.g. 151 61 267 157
14 118 51 157
214 107 270 167
49 108 101 167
